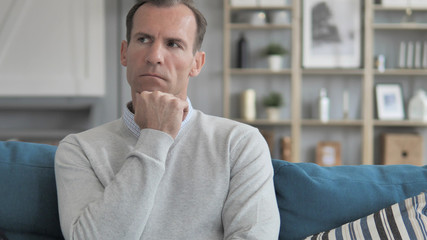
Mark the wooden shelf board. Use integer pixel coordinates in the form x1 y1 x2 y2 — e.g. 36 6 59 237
235 119 291 126
230 6 292 11
374 69 427 76
374 23 427 30
230 68 292 75
374 5 427 11
302 68 364 75
229 23 292 29
374 120 427 127
301 119 363 126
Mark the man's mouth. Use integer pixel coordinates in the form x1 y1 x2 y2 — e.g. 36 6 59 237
141 73 165 80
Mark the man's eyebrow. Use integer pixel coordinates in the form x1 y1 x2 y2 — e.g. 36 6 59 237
133 32 152 39
167 37 187 47
132 32 189 48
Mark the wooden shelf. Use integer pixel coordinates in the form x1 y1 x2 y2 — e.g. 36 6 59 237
235 119 291 126
373 23 427 30
223 0 427 164
230 68 291 75
229 6 292 11
302 68 364 75
374 69 427 76
374 120 427 127
301 119 363 126
373 5 427 11
229 23 292 30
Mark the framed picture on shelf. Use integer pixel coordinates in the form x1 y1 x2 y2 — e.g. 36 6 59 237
302 0 361 68
316 141 341 166
375 83 405 120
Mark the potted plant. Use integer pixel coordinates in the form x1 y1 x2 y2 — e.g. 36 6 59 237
263 92 284 121
264 43 288 71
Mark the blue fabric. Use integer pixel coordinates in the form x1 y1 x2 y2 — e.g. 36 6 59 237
0 141 63 239
272 159 427 240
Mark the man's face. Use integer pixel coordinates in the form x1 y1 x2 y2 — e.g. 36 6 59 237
120 3 205 102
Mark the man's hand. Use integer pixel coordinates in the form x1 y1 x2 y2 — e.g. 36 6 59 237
134 91 189 139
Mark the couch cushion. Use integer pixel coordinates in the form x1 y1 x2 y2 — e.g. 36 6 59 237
304 191 427 239
272 159 427 240
0 141 63 239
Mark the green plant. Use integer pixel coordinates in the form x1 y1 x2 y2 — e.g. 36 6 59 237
264 43 287 56
263 92 284 107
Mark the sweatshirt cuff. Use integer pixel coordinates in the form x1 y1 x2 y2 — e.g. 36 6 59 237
134 129 174 162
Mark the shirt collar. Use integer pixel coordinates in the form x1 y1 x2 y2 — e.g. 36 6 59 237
123 97 194 138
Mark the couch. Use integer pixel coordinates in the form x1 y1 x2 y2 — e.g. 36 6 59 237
1 141 426 240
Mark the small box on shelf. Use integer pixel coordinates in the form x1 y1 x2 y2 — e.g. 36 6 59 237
382 133 423 166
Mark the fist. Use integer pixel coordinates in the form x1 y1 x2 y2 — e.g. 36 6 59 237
134 91 189 139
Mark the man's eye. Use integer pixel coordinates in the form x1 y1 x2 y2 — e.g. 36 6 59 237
138 37 149 43
167 41 180 48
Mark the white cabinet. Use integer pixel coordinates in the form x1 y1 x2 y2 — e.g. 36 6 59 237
0 0 105 96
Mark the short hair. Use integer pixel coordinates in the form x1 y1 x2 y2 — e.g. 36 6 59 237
125 0 207 53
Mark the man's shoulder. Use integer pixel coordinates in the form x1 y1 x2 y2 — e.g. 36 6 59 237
191 110 259 136
61 118 130 146
194 110 252 126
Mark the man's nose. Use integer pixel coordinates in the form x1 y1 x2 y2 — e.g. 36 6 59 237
145 42 164 65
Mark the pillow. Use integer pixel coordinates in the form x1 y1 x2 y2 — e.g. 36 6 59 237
272 159 427 240
305 191 427 239
0 141 62 239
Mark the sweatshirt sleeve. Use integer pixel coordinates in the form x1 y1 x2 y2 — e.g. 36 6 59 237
55 129 174 240
222 128 281 240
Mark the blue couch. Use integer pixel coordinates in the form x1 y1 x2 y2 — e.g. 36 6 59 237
1 141 427 240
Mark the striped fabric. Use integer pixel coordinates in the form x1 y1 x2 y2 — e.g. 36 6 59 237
306 192 427 240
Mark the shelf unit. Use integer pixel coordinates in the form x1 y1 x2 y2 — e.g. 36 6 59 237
0 100 92 143
223 0 427 164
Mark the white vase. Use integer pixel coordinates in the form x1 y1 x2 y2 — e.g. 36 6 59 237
408 89 427 122
268 55 283 71
269 10 289 25
266 107 280 121
241 89 256 120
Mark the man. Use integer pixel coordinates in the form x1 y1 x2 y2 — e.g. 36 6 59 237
55 0 280 239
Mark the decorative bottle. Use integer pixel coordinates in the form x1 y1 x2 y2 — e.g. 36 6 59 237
237 33 248 68
241 89 256 120
318 88 330 123
408 89 427 122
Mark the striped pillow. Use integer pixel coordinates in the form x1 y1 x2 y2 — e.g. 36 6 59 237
305 191 427 239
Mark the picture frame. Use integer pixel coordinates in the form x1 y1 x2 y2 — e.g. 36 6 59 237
375 83 405 120
316 141 341 166
302 0 361 68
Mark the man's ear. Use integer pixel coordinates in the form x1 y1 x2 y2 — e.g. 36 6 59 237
120 40 128 67
190 51 206 77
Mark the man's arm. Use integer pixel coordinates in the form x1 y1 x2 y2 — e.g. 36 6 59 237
55 129 173 240
55 92 186 240
222 128 281 239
